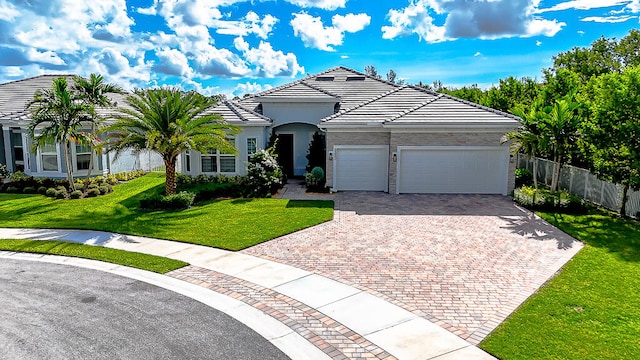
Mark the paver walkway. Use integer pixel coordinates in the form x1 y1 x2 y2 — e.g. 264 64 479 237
244 191 583 344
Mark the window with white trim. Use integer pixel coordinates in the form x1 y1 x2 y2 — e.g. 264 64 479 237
185 150 191 172
201 139 236 173
40 142 59 172
75 143 92 171
247 138 257 161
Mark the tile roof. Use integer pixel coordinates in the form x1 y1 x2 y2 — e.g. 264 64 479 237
256 82 340 102
240 66 399 111
321 84 520 127
202 100 271 126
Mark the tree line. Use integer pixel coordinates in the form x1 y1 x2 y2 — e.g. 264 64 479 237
415 30 640 215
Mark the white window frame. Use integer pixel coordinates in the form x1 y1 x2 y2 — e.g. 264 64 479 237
10 130 25 172
246 137 257 161
72 142 93 173
201 138 237 174
38 141 61 173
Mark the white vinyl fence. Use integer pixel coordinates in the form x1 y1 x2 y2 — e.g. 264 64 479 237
516 154 640 218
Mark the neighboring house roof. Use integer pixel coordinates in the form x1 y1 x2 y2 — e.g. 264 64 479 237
202 100 271 126
0 74 127 126
320 84 520 128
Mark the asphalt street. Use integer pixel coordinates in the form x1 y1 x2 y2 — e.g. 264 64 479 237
0 259 289 360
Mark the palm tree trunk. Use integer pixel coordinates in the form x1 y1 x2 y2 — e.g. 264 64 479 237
551 155 562 192
532 156 539 190
83 123 96 192
165 157 176 195
64 142 75 192
621 183 629 218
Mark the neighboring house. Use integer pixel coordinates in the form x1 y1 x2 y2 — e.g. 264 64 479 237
183 66 520 195
0 75 162 179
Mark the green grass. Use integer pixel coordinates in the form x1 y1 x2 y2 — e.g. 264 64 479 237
481 209 640 359
0 173 334 250
0 239 187 274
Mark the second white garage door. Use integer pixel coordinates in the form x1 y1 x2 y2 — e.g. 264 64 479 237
334 146 389 191
397 146 509 194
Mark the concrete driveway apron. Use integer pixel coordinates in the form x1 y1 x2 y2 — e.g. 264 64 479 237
243 192 583 344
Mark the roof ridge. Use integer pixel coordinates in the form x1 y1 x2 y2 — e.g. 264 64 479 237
387 92 444 122
335 66 402 88
0 74 75 87
434 91 521 120
299 80 341 98
321 85 406 122
225 100 272 122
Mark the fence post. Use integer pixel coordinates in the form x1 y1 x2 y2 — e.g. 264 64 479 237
584 170 589 199
569 166 574 194
600 181 605 205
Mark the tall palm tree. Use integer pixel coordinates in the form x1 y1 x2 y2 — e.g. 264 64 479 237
73 74 123 190
506 103 547 189
27 77 92 191
105 87 240 195
543 98 580 191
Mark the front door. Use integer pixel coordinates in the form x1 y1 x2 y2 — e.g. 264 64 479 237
277 134 294 178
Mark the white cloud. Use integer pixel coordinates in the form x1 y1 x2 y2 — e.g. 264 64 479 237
291 12 371 51
382 0 565 43
536 40 542 46
581 15 636 22
233 81 273 96
340 55 349 59
213 11 278 39
26 49 66 65
284 0 346 10
474 52 481 57
536 0 629 13
153 48 193 77
628 0 640 12
0 0 20 21
234 37 304 77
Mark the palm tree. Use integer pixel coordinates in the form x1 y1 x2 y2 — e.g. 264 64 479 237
105 87 240 195
73 74 123 190
506 105 547 190
543 97 581 191
27 77 92 192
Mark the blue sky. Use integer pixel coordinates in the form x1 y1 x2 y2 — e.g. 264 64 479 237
0 0 638 97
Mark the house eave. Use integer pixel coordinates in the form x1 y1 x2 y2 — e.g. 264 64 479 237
257 97 340 104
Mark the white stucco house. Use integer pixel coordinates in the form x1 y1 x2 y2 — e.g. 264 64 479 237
1 67 519 195
0 75 162 179
182 66 520 195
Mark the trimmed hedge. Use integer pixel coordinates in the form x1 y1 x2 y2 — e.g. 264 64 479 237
140 191 196 210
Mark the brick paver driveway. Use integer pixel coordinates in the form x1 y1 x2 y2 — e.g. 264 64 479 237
243 192 583 344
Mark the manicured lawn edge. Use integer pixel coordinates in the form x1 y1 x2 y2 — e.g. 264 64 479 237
0 174 335 251
480 208 640 359
0 239 188 274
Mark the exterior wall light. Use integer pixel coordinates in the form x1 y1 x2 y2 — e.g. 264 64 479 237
392 153 397 162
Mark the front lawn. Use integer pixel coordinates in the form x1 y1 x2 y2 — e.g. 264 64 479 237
481 209 640 359
0 239 187 273
0 173 334 251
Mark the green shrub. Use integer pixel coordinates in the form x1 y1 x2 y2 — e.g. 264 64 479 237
54 190 67 199
305 166 326 192
22 186 36 194
99 185 112 195
106 174 118 185
86 188 101 197
45 188 58 197
246 147 284 198
176 173 192 185
88 183 99 190
6 186 18 193
0 164 10 178
515 168 534 188
514 186 584 213
9 171 27 182
56 185 67 192
37 186 47 194
140 191 196 210
69 190 83 199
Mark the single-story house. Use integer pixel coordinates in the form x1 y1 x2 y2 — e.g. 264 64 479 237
2 67 519 195
183 66 519 195
0 75 163 179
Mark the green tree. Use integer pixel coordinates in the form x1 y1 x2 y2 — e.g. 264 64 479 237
506 100 548 189
542 96 582 191
585 66 640 216
72 74 123 190
27 77 93 191
105 88 240 195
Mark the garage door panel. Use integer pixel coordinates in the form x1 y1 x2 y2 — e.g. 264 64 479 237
398 147 508 194
335 147 388 191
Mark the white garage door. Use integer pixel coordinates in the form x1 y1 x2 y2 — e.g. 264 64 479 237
334 146 388 191
397 146 509 194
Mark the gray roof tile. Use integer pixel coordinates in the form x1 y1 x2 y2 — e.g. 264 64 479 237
202 100 271 125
